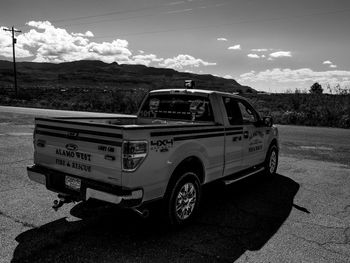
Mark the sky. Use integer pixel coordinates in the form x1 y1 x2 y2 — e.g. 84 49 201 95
1 0 350 92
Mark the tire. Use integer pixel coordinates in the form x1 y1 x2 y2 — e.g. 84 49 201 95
264 145 278 176
166 172 201 226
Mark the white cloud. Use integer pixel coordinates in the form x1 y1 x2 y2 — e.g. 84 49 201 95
166 8 192 14
261 55 266 58
16 21 133 63
239 68 350 87
0 26 33 58
217 37 227 41
223 74 233 79
167 1 186 6
269 51 292 58
0 21 217 70
27 21 52 29
322 60 337 68
228 45 241 50
130 54 164 66
251 48 268 52
71 31 94 37
247 53 260 58
159 54 216 69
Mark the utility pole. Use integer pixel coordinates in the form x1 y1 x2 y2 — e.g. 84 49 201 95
3 26 21 97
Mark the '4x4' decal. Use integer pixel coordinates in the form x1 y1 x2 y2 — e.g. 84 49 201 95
150 139 174 152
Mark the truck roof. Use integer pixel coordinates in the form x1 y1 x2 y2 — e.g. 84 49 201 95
150 88 245 99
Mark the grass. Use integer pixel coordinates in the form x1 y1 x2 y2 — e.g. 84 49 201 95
277 125 350 166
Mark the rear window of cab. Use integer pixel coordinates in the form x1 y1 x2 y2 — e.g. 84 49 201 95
139 94 214 122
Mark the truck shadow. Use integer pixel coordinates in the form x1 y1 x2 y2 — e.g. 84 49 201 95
12 173 299 263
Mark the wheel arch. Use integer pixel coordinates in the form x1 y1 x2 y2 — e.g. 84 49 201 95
165 155 205 197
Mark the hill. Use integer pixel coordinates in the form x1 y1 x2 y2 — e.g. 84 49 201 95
0 60 255 93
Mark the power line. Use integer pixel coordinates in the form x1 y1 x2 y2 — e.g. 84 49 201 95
3 26 21 97
14 1 177 28
91 8 350 39
57 1 232 28
16 0 232 28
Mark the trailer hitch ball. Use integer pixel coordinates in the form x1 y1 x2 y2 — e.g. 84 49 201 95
52 194 73 211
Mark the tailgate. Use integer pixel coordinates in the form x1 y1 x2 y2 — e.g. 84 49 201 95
33 118 123 185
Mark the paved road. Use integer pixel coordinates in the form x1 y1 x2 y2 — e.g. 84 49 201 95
0 107 349 262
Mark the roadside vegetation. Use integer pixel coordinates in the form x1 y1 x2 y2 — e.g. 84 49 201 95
0 82 349 128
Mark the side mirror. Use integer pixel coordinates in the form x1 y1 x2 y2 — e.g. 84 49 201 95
262 116 273 127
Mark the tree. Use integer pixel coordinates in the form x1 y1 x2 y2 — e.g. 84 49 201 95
309 82 323 94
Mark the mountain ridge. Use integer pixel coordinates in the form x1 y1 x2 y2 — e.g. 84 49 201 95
0 60 256 93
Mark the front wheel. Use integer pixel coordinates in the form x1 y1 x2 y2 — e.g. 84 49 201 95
166 172 201 226
265 145 278 176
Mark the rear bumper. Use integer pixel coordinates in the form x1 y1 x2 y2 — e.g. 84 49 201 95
27 165 143 207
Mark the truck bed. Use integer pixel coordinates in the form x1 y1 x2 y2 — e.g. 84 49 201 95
33 116 216 188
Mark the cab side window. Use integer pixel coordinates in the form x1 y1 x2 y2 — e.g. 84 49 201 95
237 101 258 124
223 97 243 125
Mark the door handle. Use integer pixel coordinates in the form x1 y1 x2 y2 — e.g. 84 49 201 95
243 131 249 139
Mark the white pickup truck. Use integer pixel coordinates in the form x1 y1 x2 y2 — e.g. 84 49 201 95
27 81 279 225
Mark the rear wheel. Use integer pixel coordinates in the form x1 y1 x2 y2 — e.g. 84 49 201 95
166 172 201 226
265 145 278 176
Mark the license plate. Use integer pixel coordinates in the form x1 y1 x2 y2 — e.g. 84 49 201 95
65 176 81 191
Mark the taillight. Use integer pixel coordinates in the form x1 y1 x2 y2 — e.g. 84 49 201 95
122 141 148 172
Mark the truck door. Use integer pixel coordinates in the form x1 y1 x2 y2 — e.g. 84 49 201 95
237 100 266 169
222 97 244 176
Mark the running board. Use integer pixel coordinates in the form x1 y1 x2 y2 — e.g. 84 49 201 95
224 167 265 185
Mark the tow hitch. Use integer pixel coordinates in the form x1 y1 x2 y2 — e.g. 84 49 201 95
52 194 75 211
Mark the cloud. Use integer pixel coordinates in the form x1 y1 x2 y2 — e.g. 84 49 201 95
228 45 241 50
72 31 94 37
166 1 186 6
223 74 234 79
217 38 227 41
159 54 216 69
0 21 215 70
247 54 260 58
130 54 164 66
0 26 33 58
16 21 132 63
239 68 350 87
165 8 192 14
269 51 291 58
322 60 338 68
251 48 268 52
27 21 52 29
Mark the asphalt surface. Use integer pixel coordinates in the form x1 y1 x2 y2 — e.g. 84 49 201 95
0 107 349 263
